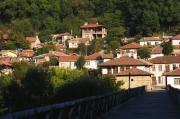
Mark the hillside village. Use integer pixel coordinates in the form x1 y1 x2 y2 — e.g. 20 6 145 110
0 22 180 90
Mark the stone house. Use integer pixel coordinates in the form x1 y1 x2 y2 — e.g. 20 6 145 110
80 22 107 40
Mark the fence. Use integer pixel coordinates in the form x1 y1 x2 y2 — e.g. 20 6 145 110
0 86 145 119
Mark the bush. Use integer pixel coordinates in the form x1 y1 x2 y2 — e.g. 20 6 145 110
53 75 123 102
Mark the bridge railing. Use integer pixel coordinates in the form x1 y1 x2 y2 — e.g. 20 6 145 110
167 85 180 105
0 86 145 119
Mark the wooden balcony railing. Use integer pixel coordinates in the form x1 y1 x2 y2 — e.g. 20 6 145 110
0 86 145 119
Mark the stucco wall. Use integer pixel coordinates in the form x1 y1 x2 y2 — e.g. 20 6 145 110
116 76 152 90
167 76 180 89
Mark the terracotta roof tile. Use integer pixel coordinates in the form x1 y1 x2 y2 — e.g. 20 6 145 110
164 68 180 76
99 56 151 67
0 57 17 66
140 37 162 42
80 23 103 28
59 55 79 62
120 42 141 49
49 51 69 57
148 55 180 64
85 53 113 60
20 50 34 57
26 37 37 42
151 46 163 54
172 34 180 40
115 68 152 76
173 45 180 49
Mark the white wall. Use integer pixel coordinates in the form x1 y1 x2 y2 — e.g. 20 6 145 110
150 54 164 58
172 40 180 46
167 76 180 89
59 61 76 69
84 60 98 69
140 41 162 46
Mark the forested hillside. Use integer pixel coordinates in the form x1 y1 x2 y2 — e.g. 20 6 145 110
0 0 179 40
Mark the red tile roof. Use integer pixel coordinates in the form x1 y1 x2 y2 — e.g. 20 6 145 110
164 68 180 76
148 55 180 64
49 51 69 57
140 37 162 42
85 53 113 60
59 55 79 62
0 58 17 66
172 34 180 40
151 46 163 54
80 23 103 28
51 32 71 39
99 56 151 67
120 42 141 49
20 50 34 57
26 37 37 42
115 68 152 76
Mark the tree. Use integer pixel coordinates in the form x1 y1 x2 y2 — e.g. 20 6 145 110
137 46 150 59
36 45 56 55
75 56 85 70
77 43 87 55
162 42 173 55
50 56 59 66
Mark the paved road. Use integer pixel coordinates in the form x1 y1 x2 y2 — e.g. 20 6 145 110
101 91 180 119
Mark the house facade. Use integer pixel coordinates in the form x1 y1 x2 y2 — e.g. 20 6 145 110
116 68 152 90
148 55 180 87
172 34 180 54
140 37 163 46
164 68 180 89
84 53 113 69
51 32 72 44
150 46 164 58
68 38 89 49
99 56 152 75
26 36 41 49
117 42 141 59
80 22 107 40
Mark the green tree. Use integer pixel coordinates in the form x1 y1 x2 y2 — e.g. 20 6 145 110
75 56 85 70
161 42 173 55
36 45 56 55
49 56 59 66
137 46 150 59
77 43 87 55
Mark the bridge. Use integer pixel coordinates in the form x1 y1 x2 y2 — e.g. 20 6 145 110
0 86 179 119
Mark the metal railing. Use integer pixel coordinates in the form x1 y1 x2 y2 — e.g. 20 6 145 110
167 85 180 105
0 86 145 119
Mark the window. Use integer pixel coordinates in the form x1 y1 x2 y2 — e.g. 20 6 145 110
152 65 156 71
126 66 130 70
165 65 170 72
113 67 118 74
120 67 124 71
174 78 180 85
158 77 163 84
107 68 111 74
155 42 159 45
173 64 177 70
158 65 162 71
86 61 90 66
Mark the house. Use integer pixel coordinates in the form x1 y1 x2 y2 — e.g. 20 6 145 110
19 50 34 62
115 68 152 90
84 53 113 69
80 22 107 40
148 55 180 87
0 50 18 58
0 58 17 75
51 32 72 44
26 36 41 49
59 54 79 69
99 56 152 75
172 34 180 54
68 37 90 49
117 42 141 59
164 68 180 89
150 46 164 58
140 37 163 46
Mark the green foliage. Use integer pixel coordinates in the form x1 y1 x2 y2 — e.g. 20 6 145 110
49 56 59 66
0 75 13 89
137 46 150 59
162 42 173 55
75 56 85 70
35 45 56 55
12 62 33 80
54 75 122 102
77 43 87 55
88 38 104 54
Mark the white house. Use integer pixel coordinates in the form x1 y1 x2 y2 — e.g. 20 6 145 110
80 22 107 40
99 56 152 75
68 37 90 49
26 36 41 49
148 55 180 87
172 34 180 54
59 54 79 69
51 32 72 44
150 46 164 58
164 68 180 89
140 37 163 46
84 53 113 69
117 42 141 59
